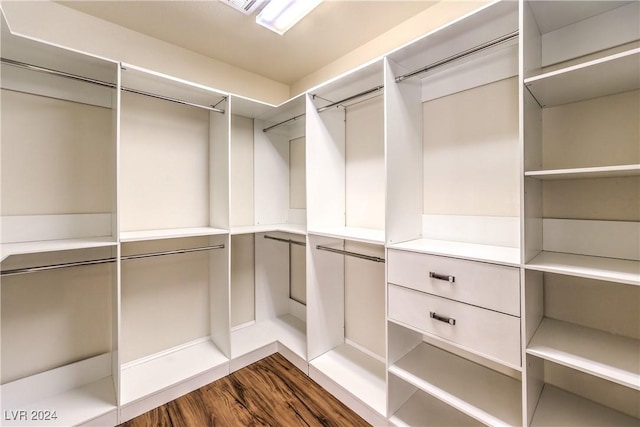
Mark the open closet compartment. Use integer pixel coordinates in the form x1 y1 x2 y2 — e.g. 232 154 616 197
522 1 639 425
384 1 523 424
305 59 387 425
228 95 308 372
0 16 119 426
118 65 231 422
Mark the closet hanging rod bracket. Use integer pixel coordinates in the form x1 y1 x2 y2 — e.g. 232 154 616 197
1 57 116 88
395 30 519 83
264 235 306 246
316 245 385 263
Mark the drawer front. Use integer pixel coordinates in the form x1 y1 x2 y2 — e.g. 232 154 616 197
387 249 520 316
388 284 521 367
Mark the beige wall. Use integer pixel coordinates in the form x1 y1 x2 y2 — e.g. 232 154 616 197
1 0 489 105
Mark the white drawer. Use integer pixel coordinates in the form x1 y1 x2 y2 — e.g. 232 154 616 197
387 249 520 316
388 284 521 367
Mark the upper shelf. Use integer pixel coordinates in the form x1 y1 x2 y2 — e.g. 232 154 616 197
524 48 640 107
525 164 640 180
526 251 640 286
307 227 384 245
120 227 228 243
230 223 306 236
388 238 520 267
1 238 117 262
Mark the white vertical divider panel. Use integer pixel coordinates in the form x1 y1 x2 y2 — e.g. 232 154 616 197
387 321 422 416
254 120 289 225
305 94 346 230
307 235 345 361
209 99 231 358
384 58 423 245
523 1 543 264
210 98 230 230
254 232 290 323
113 65 122 406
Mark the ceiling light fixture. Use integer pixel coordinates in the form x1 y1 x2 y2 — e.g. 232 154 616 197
256 0 323 35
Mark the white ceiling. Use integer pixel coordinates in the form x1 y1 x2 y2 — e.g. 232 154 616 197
56 0 437 86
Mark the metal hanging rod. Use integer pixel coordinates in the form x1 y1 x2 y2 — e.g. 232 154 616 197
1 57 116 88
121 87 225 114
0 244 225 276
121 244 226 261
1 257 116 277
395 30 519 83
262 84 384 132
0 58 225 114
262 112 306 133
264 235 306 247
316 245 385 263
315 85 384 113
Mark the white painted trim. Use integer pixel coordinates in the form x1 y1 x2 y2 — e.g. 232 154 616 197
120 337 211 370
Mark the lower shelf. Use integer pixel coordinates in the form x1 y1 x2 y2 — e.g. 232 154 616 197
389 342 521 427
531 385 639 426
309 343 386 418
0 354 117 427
527 318 640 390
390 389 478 427
231 314 307 362
120 338 229 406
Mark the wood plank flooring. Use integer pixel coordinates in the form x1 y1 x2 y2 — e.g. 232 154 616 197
120 353 372 427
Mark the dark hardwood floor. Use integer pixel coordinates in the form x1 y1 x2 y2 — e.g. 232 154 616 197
120 353 372 427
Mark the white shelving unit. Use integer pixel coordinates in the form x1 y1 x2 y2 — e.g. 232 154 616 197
0 16 119 426
228 95 308 372
118 65 231 422
384 2 524 425
306 60 387 425
2 1 639 425
523 1 640 425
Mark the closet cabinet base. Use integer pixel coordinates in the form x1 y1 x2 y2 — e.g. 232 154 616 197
309 344 387 426
119 339 229 423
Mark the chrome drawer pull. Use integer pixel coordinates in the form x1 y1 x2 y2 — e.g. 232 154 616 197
430 312 456 326
430 272 455 283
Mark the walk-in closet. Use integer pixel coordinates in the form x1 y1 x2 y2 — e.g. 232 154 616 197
0 0 638 425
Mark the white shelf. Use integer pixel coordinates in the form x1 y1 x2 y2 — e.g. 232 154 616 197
524 48 640 107
230 223 307 236
0 377 117 427
307 227 385 245
231 314 306 360
390 390 478 427
531 385 639 426
525 164 640 180
389 343 521 427
0 237 117 262
388 238 520 266
120 227 228 242
120 338 228 405
310 343 386 417
526 251 640 286
527 318 640 390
